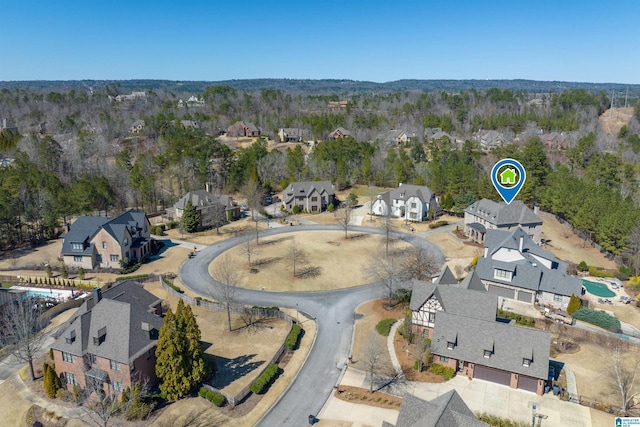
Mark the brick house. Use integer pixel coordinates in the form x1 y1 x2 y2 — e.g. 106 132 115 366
166 187 240 229
410 273 551 395
227 121 260 137
282 181 335 213
328 127 352 139
464 199 542 244
60 210 151 270
51 281 164 394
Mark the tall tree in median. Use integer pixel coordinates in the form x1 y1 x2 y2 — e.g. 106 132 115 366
181 200 200 233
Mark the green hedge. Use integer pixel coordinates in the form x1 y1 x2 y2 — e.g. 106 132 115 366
588 266 615 278
115 274 151 282
285 324 302 351
250 363 280 394
477 413 530 427
496 309 535 327
572 308 621 332
198 387 226 407
162 277 184 294
375 318 397 336
429 363 455 379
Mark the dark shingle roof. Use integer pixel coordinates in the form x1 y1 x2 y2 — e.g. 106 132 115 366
459 270 486 292
393 391 488 427
409 279 497 322
283 181 334 205
436 266 458 285
52 281 163 364
465 199 542 227
432 312 550 380
60 216 110 256
174 190 235 211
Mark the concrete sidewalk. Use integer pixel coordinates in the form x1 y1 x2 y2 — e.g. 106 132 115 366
10 374 85 419
325 367 592 427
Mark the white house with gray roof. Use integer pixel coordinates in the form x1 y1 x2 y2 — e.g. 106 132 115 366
464 198 542 244
475 228 583 308
372 183 438 222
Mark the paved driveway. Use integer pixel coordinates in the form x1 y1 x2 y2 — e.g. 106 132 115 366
179 224 444 426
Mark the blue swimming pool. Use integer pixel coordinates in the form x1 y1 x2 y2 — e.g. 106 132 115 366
582 279 616 298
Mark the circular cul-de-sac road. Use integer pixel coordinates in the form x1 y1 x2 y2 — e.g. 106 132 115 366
179 224 444 426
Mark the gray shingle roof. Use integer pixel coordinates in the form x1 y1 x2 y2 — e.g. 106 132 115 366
409 279 497 321
477 229 583 297
392 391 488 427
459 270 487 292
432 311 550 380
174 190 236 211
436 266 458 285
60 216 110 256
379 184 436 205
465 199 542 228
328 127 352 138
52 281 163 364
283 181 334 205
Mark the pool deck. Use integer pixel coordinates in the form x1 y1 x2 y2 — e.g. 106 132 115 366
581 276 626 304
11 286 75 302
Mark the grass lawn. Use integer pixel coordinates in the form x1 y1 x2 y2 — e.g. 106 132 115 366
208 231 412 292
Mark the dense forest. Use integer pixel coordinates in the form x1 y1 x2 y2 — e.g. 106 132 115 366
1 80 640 271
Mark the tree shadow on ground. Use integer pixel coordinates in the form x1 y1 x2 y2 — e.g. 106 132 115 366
297 265 322 279
259 236 293 246
209 354 264 389
253 256 281 267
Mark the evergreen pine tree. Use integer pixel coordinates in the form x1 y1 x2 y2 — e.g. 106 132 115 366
43 363 53 397
155 304 191 400
182 304 207 384
61 264 68 279
181 200 200 233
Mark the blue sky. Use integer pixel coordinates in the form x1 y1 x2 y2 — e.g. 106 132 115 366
1 0 638 83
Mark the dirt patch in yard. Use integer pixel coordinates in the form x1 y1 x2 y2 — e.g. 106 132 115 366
0 380 33 426
541 215 617 270
209 231 412 292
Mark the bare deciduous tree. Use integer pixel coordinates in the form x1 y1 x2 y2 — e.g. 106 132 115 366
412 336 431 373
610 345 640 416
362 333 386 393
367 184 378 222
336 202 353 239
211 254 241 331
402 246 439 281
0 296 46 380
288 238 308 277
243 179 264 244
242 233 257 268
368 248 406 308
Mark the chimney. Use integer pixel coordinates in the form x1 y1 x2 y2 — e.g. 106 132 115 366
519 236 524 253
533 205 540 215
205 182 212 193
92 288 102 303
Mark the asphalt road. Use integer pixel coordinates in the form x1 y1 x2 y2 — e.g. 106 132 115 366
178 224 444 426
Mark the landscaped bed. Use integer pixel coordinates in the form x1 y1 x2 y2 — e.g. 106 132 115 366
334 385 402 409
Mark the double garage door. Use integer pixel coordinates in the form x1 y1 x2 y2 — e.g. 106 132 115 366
474 365 539 393
474 365 511 386
488 285 534 304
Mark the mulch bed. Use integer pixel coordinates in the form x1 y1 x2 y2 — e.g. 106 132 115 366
334 385 402 409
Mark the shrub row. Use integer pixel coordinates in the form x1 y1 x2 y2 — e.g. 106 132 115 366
162 277 184 294
115 274 150 282
496 309 535 327
428 220 449 229
375 318 397 336
572 308 621 332
428 363 455 379
166 221 179 229
285 324 302 351
198 387 226 407
588 266 615 278
250 363 279 394
252 305 280 311
477 413 530 427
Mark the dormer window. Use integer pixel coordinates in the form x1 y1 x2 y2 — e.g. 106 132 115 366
66 330 76 344
71 242 83 251
93 326 106 345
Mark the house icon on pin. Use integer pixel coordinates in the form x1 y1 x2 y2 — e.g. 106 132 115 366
500 167 517 185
